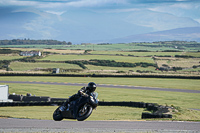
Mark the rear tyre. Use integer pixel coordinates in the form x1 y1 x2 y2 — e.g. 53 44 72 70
77 104 93 121
53 107 63 121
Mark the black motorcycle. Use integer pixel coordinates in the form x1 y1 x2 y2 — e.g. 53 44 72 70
53 92 98 121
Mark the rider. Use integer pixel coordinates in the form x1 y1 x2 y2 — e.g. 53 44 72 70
62 82 97 110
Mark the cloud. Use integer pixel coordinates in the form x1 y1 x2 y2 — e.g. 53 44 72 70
125 9 200 31
45 11 65 16
0 0 127 9
63 0 127 7
12 8 52 18
148 2 200 24
7 33 26 39
130 0 199 3
195 19 200 23
97 8 140 13
23 17 59 39
171 3 194 9
0 0 39 7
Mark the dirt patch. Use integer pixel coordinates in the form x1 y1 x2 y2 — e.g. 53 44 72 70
43 49 85 54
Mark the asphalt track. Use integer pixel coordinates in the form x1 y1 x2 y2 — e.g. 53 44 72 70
0 81 200 93
0 118 200 132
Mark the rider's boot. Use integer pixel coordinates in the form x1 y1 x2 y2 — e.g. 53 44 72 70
66 103 70 111
64 99 72 110
60 99 69 111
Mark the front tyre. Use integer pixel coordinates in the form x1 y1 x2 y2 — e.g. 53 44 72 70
53 107 63 121
77 104 93 121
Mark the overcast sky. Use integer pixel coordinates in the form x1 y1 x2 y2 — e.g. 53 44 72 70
0 0 200 43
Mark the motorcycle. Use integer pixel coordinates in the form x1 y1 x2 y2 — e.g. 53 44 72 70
53 92 98 121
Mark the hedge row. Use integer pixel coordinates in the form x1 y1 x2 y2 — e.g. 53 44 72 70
142 112 172 119
0 101 63 107
8 94 67 102
98 101 146 108
65 59 156 69
0 73 199 79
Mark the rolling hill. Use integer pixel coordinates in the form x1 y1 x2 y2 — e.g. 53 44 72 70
108 27 200 43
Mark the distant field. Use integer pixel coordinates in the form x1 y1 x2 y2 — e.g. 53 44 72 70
1 42 200 51
0 44 200 75
38 54 155 63
86 65 157 72
42 49 85 54
89 51 184 56
0 55 24 60
64 43 200 51
10 62 81 71
0 45 65 49
9 48 85 54
155 57 200 68
184 52 200 57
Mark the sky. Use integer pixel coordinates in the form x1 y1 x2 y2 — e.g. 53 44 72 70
0 0 200 44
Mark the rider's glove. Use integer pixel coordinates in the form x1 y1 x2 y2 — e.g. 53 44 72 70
78 91 89 97
82 93 89 97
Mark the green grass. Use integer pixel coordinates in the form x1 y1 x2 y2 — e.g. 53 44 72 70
7 83 79 98
0 76 200 121
0 55 24 60
63 43 196 51
90 51 184 57
1 49 199 76
61 43 200 51
0 81 200 121
0 106 144 120
156 57 200 68
4 83 199 110
1 42 200 52
0 77 199 109
38 54 155 64
185 52 200 57
9 62 81 71
0 76 199 90
86 65 157 72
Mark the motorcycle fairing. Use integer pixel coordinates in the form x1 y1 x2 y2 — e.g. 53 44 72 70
61 96 89 119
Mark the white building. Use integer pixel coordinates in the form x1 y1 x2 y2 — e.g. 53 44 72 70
20 51 42 56
53 68 60 74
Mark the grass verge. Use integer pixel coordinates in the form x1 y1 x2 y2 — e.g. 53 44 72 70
0 76 199 90
0 76 199 121
0 106 144 121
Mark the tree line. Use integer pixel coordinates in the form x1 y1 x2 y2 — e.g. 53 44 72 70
65 59 156 69
0 49 21 54
0 39 72 45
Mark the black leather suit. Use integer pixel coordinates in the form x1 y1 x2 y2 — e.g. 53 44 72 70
65 87 93 105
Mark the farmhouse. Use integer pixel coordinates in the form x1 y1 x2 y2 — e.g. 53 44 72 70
20 51 41 56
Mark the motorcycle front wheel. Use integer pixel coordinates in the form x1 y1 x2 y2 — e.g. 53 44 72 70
77 104 93 121
53 107 63 121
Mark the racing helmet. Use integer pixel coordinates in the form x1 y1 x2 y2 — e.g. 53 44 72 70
87 82 97 92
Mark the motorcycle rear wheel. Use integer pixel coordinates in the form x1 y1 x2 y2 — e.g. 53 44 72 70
77 104 93 121
53 107 63 121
